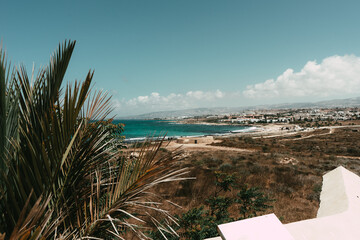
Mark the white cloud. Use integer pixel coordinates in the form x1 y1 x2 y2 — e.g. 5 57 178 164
151 92 160 98
113 90 226 116
111 99 122 108
186 90 203 99
185 90 224 100
243 55 360 99
128 89 224 107
215 89 224 98
137 95 149 103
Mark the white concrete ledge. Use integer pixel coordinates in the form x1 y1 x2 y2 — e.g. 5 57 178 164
285 166 360 240
206 166 360 240
218 213 295 240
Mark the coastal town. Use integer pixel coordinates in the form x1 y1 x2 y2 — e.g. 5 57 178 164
161 106 360 154
179 107 360 126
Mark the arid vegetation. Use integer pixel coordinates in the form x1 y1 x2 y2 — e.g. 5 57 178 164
154 123 360 232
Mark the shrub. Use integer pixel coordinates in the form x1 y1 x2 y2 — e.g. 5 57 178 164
236 185 274 219
274 167 302 190
262 145 270 152
243 136 255 144
230 155 246 165
219 163 233 172
149 172 274 239
204 157 223 168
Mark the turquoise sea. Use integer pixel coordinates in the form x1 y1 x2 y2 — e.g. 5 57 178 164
114 119 255 141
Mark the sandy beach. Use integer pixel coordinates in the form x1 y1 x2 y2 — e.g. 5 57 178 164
164 123 305 152
164 123 360 153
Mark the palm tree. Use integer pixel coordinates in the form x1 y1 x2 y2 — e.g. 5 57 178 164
0 40 187 239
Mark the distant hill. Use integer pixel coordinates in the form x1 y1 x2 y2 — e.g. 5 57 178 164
254 97 360 109
121 107 244 119
119 96 360 119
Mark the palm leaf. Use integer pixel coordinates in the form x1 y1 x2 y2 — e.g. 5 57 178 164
0 40 189 240
0 43 7 166
78 140 189 239
0 44 18 172
0 40 78 233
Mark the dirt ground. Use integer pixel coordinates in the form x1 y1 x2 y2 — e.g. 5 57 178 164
149 122 360 224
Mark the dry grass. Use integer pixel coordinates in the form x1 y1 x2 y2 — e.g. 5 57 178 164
148 123 360 225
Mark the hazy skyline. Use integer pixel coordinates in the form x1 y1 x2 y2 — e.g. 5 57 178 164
2 0 360 116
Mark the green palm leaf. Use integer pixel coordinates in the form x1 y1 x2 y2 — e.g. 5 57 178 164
0 41 188 240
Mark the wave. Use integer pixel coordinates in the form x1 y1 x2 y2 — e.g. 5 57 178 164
230 127 258 133
124 135 181 142
120 120 254 141
124 128 256 141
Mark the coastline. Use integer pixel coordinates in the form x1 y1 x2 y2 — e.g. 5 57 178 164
175 119 245 126
162 123 306 152
121 120 255 142
122 122 304 143
123 121 360 157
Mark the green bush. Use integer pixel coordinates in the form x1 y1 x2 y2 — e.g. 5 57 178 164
148 172 274 239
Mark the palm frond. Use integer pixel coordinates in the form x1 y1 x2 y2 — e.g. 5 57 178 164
0 44 7 165
0 40 189 240
0 40 78 233
78 140 189 239
8 192 52 240
0 44 18 172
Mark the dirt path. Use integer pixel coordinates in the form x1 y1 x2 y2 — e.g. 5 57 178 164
166 141 255 153
254 131 302 139
280 128 334 142
279 125 360 142
164 125 360 152
334 155 360 160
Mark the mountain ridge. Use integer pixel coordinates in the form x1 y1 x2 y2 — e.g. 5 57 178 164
118 96 360 119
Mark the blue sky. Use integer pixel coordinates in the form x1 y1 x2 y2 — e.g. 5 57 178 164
2 0 360 116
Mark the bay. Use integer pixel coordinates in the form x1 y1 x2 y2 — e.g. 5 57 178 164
113 119 254 141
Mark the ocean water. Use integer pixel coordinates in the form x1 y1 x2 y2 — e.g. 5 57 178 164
114 119 253 141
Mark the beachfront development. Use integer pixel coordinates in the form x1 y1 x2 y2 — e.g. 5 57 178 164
178 107 360 125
